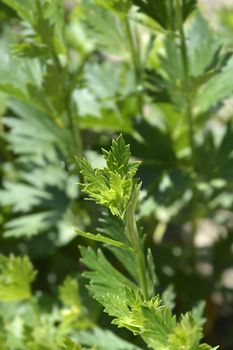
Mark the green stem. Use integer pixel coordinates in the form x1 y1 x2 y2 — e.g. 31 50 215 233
128 219 149 299
187 98 195 166
52 53 83 159
124 16 144 118
175 0 195 166
124 17 140 84
126 187 149 299
176 0 197 265
136 245 149 299
67 105 83 159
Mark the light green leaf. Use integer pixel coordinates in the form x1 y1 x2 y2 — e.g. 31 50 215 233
187 12 220 77
0 255 37 302
79 135 140 219
0 181 50 213
195 56 233 113
168 313 202 350
79 4 127 55
93 0 131 15
75 327 142 350
59 277 81 310
61 337 82 350
3 212 58 238
80 246 138 299
1 0 35 24
76 229 132 252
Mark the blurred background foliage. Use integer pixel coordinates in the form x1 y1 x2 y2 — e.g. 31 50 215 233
0 0 233 349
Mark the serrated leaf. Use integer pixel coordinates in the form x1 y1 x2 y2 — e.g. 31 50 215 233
1 0 35 24
187 12 220 77
195 56 233 113
59 277 81 310
79 135 140 219
3 211 58 238
76 229 132 252
80 246 138 299
168 313 202 350
0 255 36 302
93 0 131 15
162 285 176 311
4 99 70 160
75 327 142 350
133 0 196 29
79 4 127 55
103 134 140 178
61 337 82 350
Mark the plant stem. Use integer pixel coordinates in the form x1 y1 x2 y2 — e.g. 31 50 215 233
175 0 195 167
126 187 149 299
67 105 83 158
124 16 144 118
176 0 197 265
52 53 83 158
128 218 149 299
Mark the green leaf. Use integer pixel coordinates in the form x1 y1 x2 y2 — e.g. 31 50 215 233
98 211 127 243
98 213 138 281
59 277 81 310
187 12 220 77
162 285 176 311
80 246 138 299
133 0 196 29
4 100 70 160
93 0 131 15
103 134 140 178
195 56 233 113
61 338 82 350
0 59 34 102
141 298 177 348
0 181 50 212
4 0 66 57
75 327 142 350
79 3 127 55
0 255 37 302
79 135 140 219
75 229 132 252
3 212 58 238
96 287 209 350
168 313 202 350
191 301 206 327
1 0 35 23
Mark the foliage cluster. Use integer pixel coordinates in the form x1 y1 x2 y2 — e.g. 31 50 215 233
0 0 233 349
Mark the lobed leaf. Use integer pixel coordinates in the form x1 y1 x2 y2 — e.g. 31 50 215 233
0 255 37 302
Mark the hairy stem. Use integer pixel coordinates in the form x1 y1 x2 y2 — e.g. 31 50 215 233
126 187 149 299
127 215 149 299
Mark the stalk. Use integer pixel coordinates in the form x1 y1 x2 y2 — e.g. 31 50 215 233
175 0 195 166
127 214 149 299
67 106 83 159
175 0 197 263
53 53 83 159
124 16 144 119
125 186 149 299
